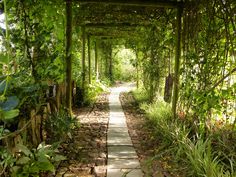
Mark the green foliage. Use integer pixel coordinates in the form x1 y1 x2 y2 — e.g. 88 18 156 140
135 94 235 176
83 80 108 105
0 95 19 120
140 101 172 124
45 109 80 143
132 88 149 104
0 142 65 177
11 142 65 177
182 139 224 177
0 148 16 175
112 47 136 82
0 79 20 121
179 0 236 130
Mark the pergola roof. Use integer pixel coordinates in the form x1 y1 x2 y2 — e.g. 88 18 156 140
75 0 183 37
76 0 183 8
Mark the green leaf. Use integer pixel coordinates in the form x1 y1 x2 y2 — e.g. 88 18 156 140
16 144 32 156
37 161 55 172
16 156 31 165
1 109 19 120
0 54 8 64
11 166 21 176
0 96 19 111
54 154 66 162
37 154 49 163
0 80 6 94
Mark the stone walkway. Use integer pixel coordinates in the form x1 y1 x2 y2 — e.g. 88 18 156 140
107 84 143 177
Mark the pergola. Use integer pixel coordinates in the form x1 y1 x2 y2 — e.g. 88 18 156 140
65 0 184 117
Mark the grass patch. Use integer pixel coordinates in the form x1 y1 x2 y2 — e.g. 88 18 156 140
132 89 236 177
132 88 149 104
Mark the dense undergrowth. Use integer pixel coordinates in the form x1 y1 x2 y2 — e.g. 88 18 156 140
0 79 108 176
133 88 236 177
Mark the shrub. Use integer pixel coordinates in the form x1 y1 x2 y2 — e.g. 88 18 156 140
11 142 65 177
83 80 109 105
45 109 79 143
132 88 149 104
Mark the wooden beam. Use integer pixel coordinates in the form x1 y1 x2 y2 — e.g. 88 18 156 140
172 7 182 118
65 0 73 115
85 23 140 28
76 0 182 8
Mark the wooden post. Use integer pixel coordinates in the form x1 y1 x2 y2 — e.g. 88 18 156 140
82 26 86 91
172 7 182 118
109 46 113 82
95 41 99 80
65 0 72 115
88 35 91 84
136 51 139 88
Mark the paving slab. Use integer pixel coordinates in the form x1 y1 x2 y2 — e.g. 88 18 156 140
107 169 143 177
109 122 127 128
108 146 138 159
107 84 143 177
107 134 133 146
108 129 130 137
109 117 126 124
108 127 129 134
107 158 141 169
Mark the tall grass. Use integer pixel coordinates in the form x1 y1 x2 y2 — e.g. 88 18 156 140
132 89 235 177
132 88 149 103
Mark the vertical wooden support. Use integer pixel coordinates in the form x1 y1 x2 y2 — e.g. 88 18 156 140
172 7 182 118
136 51 139 88
65 0 72 115
109 47 113 82
87 35 91 84
95 41 99 80
82 26 86 91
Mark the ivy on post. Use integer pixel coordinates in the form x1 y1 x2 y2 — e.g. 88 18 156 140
172 6 183 118
65 0 73 115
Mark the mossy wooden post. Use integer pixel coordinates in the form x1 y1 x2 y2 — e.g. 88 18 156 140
87 35 91 84
82 26 86 92
136 50 139 88
65 0 72 115
109 46 113 82
172 6 182 118
95 41 99 80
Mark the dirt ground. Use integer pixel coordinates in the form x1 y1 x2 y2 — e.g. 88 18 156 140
55 93 109 177
120 92 172 177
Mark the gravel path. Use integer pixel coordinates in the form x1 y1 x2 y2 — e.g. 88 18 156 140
56 93 109 177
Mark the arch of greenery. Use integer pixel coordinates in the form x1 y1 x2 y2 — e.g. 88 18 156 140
65 0 183 117
0 0 235 175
